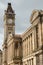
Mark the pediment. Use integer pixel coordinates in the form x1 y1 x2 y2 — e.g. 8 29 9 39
30 10 39 23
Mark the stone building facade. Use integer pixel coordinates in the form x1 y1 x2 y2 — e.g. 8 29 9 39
22 10 43 65
2 3 43 65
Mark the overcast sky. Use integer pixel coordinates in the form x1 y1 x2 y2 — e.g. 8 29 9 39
0 0 43 49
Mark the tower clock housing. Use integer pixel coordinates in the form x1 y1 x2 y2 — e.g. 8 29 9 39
4 3 15 40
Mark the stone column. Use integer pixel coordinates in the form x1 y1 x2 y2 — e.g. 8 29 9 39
28 37 30 55
24 40 26 57
31 59 32 65
25 39 27 56
27 38 28 56
29 60 31 65
36 55 40 65
19 42 21 57
26 39 27 56
29 37 31 53
30 34 33 53
27 60 28 65
11 43 13 60
38 22 42 48
32 30 35 51
17 43 19 57
23 41 24 57
33 56 36 65
30 35 32 54
26 38 27 56
23 40 25 57
39 54 43 65
34 27 37 51
12 42 15 59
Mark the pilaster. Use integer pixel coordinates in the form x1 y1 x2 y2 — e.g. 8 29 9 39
33 56 36 65
34 27 37 51
38 22 42 48
32 30 34 51
28 37 30 55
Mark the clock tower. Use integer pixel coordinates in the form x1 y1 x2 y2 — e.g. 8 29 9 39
4 3 15 40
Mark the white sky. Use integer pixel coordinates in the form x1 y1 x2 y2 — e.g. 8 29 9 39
0 0 43 49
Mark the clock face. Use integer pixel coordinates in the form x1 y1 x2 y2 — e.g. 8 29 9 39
8 19 12 24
